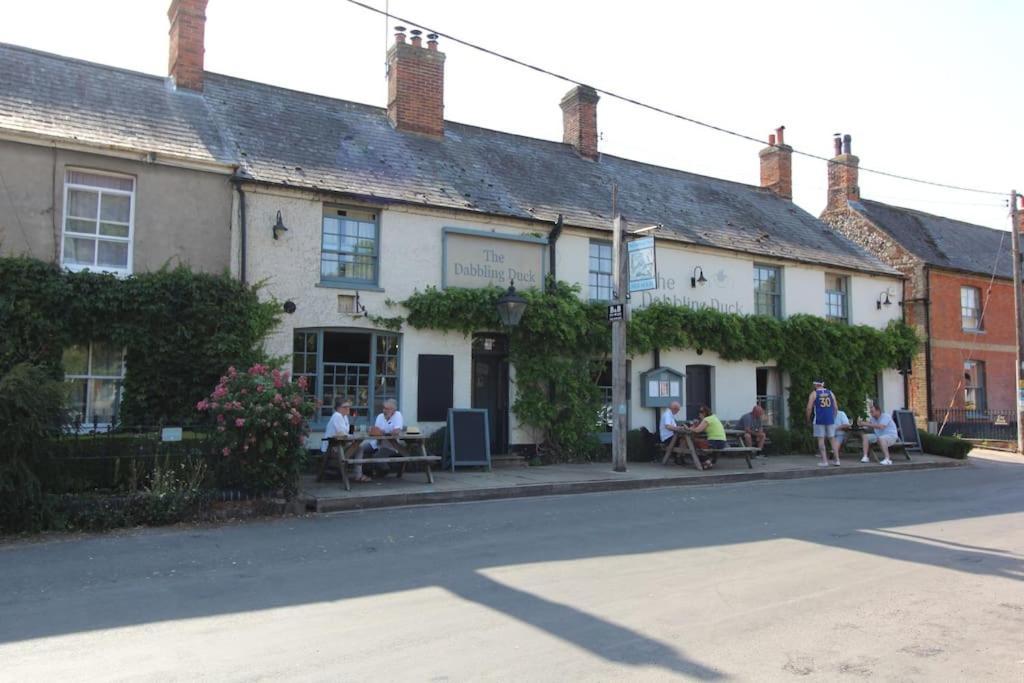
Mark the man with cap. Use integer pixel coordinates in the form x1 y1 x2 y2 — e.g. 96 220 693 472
805 379 841 467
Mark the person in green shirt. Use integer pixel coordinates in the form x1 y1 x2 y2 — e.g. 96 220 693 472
690 405 727 469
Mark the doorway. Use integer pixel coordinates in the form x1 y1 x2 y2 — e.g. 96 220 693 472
472 334 510 455
685 364 712 421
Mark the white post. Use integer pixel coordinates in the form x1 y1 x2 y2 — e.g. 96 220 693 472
1010 190 1023 454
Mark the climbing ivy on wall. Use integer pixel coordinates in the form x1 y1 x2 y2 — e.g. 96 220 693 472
390 280 919 459
0 257 280 424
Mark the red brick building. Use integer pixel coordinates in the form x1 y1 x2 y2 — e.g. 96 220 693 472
820 135 1018 431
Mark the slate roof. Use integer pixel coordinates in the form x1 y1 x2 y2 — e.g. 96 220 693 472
0 41 898 276
851 199 1012 279
0 43 233 167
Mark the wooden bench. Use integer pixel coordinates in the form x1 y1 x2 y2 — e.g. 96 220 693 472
706 446 759 469
843 432 913 462
320 435 441 491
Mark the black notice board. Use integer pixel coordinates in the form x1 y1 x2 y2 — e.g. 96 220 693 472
417 355 454 421
447 408 491 470
893 410 922 451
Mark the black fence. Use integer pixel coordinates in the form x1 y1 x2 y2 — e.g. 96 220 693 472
932 408 1018 441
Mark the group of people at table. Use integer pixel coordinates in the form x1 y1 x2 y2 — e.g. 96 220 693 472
658 378 900 469
319 396 406 484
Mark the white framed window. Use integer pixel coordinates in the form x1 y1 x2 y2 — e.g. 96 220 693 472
61 169 135 274
63 342 126 427
825 273 849 323
589 240 613 301
961 286 982 331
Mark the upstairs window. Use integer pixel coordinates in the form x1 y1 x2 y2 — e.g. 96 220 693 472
62 170 134 274
961 286 982 331
753 264 782 319
588 240 613 302
825 273 849 323
321 207 379 286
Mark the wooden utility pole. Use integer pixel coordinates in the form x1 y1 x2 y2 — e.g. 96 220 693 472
611 188 628 472
1011 189 1023 454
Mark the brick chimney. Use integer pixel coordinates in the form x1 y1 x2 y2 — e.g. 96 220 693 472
387 27 446 138
826 133 860 211
167 0 208 91
759 126 793 200
560 85 600 160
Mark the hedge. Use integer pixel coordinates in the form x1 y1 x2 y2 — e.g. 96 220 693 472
920 431 974 459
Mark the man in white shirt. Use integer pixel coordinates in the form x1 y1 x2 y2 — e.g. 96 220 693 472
363 398 405 476
659 401 685 444
834 409 851 448
323 398 366 481
860 403 898 465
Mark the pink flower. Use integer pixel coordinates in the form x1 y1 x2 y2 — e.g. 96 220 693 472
290 413 302 425
235 418 245 428
273 393 283 404
196 399 209 411
256 384 265 393
228 366 237 377
296 375 308 391
212 386 228 399
272 369 284 388
291 396 301 407
216 414 225 423
221 447 231 457
248 363 267 376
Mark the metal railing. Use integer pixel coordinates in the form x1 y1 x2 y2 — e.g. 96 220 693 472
932 408 1018 441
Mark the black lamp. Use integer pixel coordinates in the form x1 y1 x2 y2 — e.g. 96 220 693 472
496 280 527 327
272 210 289 240
876 290 893 310
690 266 708 288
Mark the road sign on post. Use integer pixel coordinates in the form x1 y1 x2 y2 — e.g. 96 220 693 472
607 303 624 322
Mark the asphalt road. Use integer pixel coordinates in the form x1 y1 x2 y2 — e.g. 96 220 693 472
2 453 1023 682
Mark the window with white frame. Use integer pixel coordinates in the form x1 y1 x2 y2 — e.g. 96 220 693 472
753 264 782 319
963 360 986 412
321 206 379 285
825 273 849 323
63 343 126 427
589 240 613 301
62 170 135 273
961 286 982 331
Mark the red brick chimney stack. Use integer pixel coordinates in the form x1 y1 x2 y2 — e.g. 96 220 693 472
826 133 861 211
387 26 446 138
560 85 600 160
759 125 793 200
167 0 208 92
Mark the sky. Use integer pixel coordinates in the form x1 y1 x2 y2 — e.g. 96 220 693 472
2 0 1020 230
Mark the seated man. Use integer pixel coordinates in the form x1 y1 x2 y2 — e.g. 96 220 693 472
834 409 852 450
362 398 405 476
860 403 897 465
659 400 686 446
738 404 766 451
323 397 366 482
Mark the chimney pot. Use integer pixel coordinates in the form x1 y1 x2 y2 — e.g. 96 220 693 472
775 125 785 145
427 33 439 50
410 28 422 48
560 85 601 160
843 133 852 155
833 134 842 157
768 134 776 146
394 26 407 43
167 0 208 91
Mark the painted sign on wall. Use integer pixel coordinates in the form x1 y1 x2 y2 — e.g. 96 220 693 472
443 228 546 290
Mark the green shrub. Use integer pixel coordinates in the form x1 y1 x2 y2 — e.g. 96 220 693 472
763 426 816 455
920 431 974 459
0 363 67 533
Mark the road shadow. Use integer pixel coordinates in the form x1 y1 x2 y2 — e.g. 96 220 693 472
1 454 1022 678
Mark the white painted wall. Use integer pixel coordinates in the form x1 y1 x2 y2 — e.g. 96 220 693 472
235 186 904 446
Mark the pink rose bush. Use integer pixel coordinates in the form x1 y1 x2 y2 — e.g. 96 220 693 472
197 364 315 495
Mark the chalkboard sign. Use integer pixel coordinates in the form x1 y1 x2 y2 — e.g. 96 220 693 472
445 408 491 470
893 410 922 452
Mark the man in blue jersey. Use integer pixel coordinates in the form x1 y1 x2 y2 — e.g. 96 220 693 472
805 379 841 467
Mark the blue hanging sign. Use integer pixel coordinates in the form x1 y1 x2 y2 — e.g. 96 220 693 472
628 236 657 293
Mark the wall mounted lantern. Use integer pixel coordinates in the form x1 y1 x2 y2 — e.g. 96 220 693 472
272 210 289 240
876 289 894 310
496 280 527 327
690 266 707 288
283 300 296 314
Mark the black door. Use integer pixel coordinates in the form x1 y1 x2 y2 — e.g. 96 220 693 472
685 364 712 421
472 334 509 455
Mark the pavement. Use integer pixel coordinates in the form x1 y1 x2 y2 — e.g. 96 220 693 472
302 452 964 512
1 450 1022 681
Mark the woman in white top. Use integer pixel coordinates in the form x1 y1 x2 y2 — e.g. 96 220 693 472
323 397 366 482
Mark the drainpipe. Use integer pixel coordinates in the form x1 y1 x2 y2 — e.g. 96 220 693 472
901 278 910 410
548 214 563 279
232 177 248 284
924 266 933 420
652 347 661 432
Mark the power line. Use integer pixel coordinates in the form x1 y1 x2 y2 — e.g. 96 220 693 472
345 0 1008 198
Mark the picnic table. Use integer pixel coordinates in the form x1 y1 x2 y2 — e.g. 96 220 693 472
319 432 441 491
660 426 759 470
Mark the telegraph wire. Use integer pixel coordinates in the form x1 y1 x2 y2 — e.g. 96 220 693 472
345 0 1008 198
